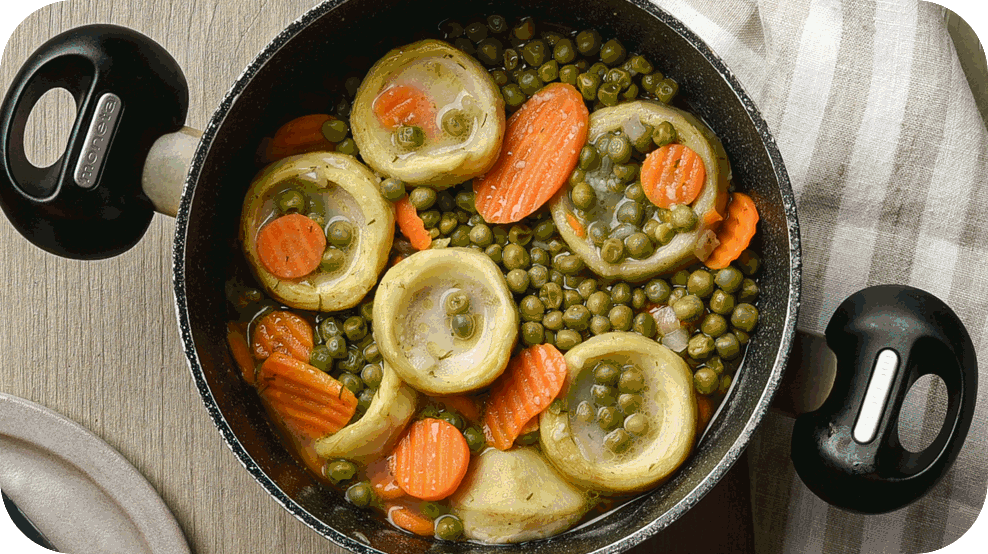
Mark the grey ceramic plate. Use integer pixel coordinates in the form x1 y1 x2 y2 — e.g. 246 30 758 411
0 393 190 554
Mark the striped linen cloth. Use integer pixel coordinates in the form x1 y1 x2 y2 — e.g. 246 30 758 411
650 0 988 552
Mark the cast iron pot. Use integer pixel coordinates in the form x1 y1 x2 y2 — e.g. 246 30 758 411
0 0 976 552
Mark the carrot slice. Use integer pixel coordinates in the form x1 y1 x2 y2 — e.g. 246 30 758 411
566 212 586 238
483 344 567 451
520 418 539 435
474 83 589 223
705 192 759 270
256 352 357 441
265 114 337 161
251 310 314 362
438 395 482 425
696 394 718 433
395 196 432 250
641 143 706 209
391 418 470 501
388 503 435 536
256 213 327 279
369 458 406 500
227 322 257 385
373 84 439 137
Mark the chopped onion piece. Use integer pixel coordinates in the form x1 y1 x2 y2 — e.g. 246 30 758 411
693 229 720 261
652 305 681 336
661 327 689 353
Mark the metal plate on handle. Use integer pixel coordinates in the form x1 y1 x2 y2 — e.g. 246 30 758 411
74 92 123 188
853 349 899 443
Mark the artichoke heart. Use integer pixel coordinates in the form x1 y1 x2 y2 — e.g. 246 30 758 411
449 447 592 544
314 360 416 465
550 100 731 282
240 152 394 311
351 39 505 189
372 248 518 395
540 332 697 493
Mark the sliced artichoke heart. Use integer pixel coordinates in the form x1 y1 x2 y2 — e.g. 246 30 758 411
373 248 518 395
550 100 731 282
314 360 416 465
240 152 394 312
351 39 505 189
449 447 591 544
540 332 697 494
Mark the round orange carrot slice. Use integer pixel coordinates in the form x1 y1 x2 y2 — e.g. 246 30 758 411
251 310 314 362
641 143 706 209
256 213 326 279
391 418 470 501
373 84 439 137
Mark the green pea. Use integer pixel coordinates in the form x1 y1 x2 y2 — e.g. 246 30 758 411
641 71 663 93
709 289 736 315
533 218 556 240
555 329 582 351
436 410 465 431
719 374 733 395
538 59 559 83
562 289 583 309
628 55 653 75
502 243 530 271
309 345 332 372
539 282 564 310
521 321 545 346
622 181 644 202
694 367 719 395
589 314 612 335
712 267 742 293
645 279 671 303
324 220 353 248
597 406 621 431
577 72 602 102
633 312 657 338
610 283 632 305
615 201 644 226
359 363 383 389
469 224 493 247
607 135 633 164
336 137 359 156
343 316 367 341
591 384 618 407
417 210 440 229
687 270 715 298
688 333 715 360
701 313 729 338
578 146 600 173
463 427 486 453
575 29 602 56
276 188 307 214
670 204 697 230
592 361 621 386
522 39 547 66
549 269 565 287
652 121 678 148
672 294 705 323
307 212 326 228
395 125 425 149
715 332 741 360
618 367 645 393
656 78 679 104
503 48 520 70
359 298 374 323
731 303 759 332
575 400 594 423
519 295 545 322
624 232 654 259
442 20 464 39
485 244 503 264
604 68 633 90
487 14 507 34
574 278 596 299
609 305 634 331
613 163 638 183
599 39 627 66
632 288 647 310
320 247 346 272
421 501 450 521
435 515 463 541
408 187 436 211
705 356 725 376
530 246 550 267
502 83 526 108
444 290 471 315
475 38 502 66
668 287 687 305
528 264 549 289
517 69 543 96
326 459 357 484
325 335 347 359
624 412 649 436
588 221 610 247
736 250 762 276
490 69 509 86
339 371 364 395
604 428 632 453
568 168 586 188
597 82 621 106
601 238 625 264
585 291 612 316
618 393 643 414
542 310 564 331
441 109 471 137
436 212 456 236
562 304 592 331
321 118 349 143
507 224 533 245
357 388 375 413
560 64 580 85
739 278 760 303
671 270 691 287
588 61 609 78
451 314 476 339
554 254 584 275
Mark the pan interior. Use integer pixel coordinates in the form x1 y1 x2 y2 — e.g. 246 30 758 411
175 0 799 552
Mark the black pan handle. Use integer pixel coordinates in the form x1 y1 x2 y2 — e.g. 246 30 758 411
0 24 188 259
791 285 977 513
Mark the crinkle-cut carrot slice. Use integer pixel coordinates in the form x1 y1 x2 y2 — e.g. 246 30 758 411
368 457 406 500
265 114 337 161
705 192 759 270
388 503 435 536
227 322 256 385
391 418 470 501
257 352 357 441
473 83 588 224
641 143 706 209
251 310 314 362
373 84 439 137
483 344 567 450
394 196 432 250
256 213 327 279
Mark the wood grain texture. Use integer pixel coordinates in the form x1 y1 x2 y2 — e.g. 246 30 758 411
0 2 753 553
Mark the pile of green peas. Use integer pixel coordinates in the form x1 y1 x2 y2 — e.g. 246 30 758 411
574 360 650 454
307 296 383 422
439 15 678 112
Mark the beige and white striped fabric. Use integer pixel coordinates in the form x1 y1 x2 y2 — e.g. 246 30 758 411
652 0 987 552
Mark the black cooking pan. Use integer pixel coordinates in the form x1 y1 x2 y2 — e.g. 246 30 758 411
0 0 975 552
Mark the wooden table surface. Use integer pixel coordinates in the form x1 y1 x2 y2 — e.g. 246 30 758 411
0 2 754 552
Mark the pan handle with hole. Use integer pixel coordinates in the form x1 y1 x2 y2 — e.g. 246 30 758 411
788 285 977 514
0 24 189 259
